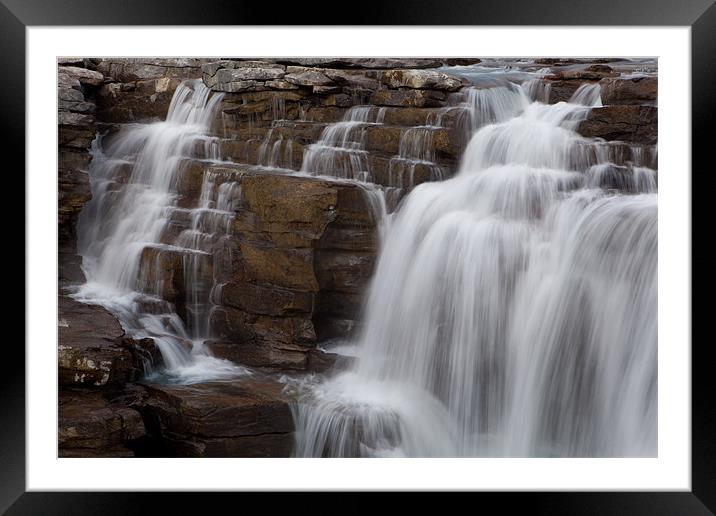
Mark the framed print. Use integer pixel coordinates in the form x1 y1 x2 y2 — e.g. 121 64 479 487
5 0 714 513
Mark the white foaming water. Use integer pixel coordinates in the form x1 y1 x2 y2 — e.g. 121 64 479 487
300 105 386 182
293 85 657 457
74 80 250 384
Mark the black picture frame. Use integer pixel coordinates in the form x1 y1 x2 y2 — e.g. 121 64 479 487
4 0 713 513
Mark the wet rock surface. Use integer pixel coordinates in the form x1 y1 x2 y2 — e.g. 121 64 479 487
133 378 294 457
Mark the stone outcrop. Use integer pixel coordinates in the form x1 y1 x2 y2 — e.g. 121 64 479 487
133 378 293 457
58 295 162 388
599 76 657 105
202 60 464 110
95 59 210 122
577 105 658 144
58 295 163 457
58 62 104 283
206 169 378 368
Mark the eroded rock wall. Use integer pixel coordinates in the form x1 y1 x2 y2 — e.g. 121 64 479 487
58 60 104 283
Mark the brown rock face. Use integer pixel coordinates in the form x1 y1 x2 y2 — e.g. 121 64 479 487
135 378 294 457
600 77 657 105
58 296 162 388
545 80 586 103
578 105 657 144
95 59 209 122
59 390 146 457
208 171 378 366
58 63 103 283
371 89 448 108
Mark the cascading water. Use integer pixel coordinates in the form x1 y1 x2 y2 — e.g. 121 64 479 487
292 81 657 457
301 105 386 182
74 80 249 383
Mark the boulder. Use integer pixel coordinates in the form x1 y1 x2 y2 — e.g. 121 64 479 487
600 76 657 105
135 378 294 457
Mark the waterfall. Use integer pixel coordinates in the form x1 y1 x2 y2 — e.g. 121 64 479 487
300 105 386 181
293 84 657 457
74 80 249 383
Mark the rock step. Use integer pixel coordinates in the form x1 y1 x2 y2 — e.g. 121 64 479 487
136 244 213 304
58 295 163 389
217 105 469 137
215 119 464 154
134 378 294 457
577 105 657 145
177 152 453 204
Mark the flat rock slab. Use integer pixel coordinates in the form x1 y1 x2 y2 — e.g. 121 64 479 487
136 377 294 457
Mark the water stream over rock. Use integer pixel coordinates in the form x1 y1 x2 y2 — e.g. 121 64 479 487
292 81 657 457
74 80 250 383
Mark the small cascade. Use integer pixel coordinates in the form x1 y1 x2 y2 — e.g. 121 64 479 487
586 163 657 193
255 124 296 170
293 77 657 457
570 83 603 107
254 97 297 170
300 105 386 181
387 112 447 191
463 85 531 131
521 78 552 104
74 80 249 384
